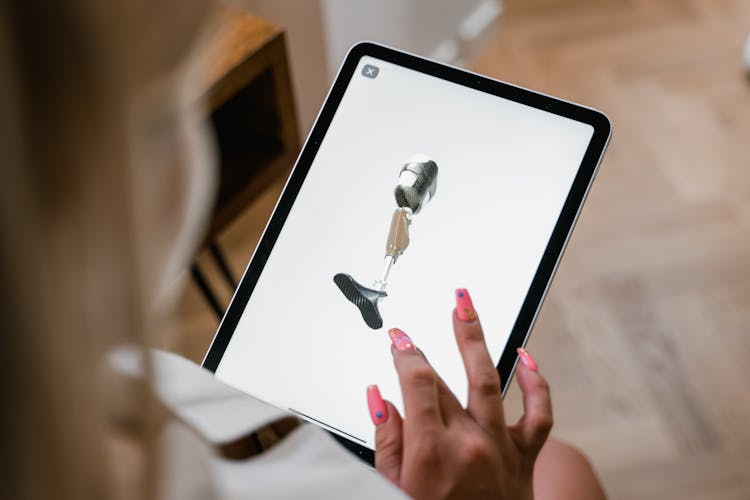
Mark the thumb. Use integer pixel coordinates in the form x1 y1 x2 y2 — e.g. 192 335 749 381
368 385 403 485
508 349 553 458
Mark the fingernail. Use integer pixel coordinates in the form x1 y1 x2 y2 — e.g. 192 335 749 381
455 288 477 321
367 385 388 425
517 347 538 372
388 327 414 351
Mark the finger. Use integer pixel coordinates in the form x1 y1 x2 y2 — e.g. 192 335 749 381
389 328 444 429
369 386 404 485
407 353 464 424
410 347 463 423
436 374 463 420
508 348 553 458
452 289 506 433
411 342 463 420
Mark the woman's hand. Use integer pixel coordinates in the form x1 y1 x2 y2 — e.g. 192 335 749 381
367 288 552 500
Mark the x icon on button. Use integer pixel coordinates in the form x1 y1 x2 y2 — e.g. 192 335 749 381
362 64 379 79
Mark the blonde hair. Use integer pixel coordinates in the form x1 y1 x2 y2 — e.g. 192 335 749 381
0 1 214 498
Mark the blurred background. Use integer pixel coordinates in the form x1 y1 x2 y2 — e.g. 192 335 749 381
166 1 750 498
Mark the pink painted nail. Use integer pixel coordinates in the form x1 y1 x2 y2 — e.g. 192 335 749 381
367 385 388 425
456 288 477 321
517 347 539 372
388 327 414 351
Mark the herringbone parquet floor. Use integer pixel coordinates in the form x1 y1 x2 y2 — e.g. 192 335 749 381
172 1 750 498
474 1 750 498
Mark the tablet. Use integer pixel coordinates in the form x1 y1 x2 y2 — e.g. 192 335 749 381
203 42 611 464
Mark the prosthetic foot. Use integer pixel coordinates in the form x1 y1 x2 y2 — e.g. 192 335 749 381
334 154 438 329
333 274 386 329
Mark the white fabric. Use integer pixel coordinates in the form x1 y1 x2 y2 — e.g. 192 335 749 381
112 348 289 443
110 348 408 499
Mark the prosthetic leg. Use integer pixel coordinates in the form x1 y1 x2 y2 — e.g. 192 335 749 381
334 155 438 329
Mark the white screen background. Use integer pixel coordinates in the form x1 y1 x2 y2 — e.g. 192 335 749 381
215 56 594 448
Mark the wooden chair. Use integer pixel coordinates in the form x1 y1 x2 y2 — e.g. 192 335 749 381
192 8 300 317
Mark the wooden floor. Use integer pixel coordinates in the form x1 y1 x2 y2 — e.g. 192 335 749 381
170 1 750 498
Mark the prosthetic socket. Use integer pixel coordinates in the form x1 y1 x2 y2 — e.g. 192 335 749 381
334 155 438 329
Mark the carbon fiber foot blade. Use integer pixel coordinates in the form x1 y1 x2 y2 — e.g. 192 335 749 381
333 273 387 329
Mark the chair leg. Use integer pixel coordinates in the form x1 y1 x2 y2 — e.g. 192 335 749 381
191 263 224 319
210 242 237 291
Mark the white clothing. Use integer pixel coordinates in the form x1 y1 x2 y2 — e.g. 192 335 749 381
111 349 407 499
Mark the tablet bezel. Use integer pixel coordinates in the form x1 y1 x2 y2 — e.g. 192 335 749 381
202 41 611 465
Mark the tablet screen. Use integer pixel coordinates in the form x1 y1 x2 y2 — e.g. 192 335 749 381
212 55 595 450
